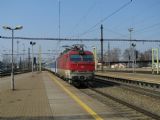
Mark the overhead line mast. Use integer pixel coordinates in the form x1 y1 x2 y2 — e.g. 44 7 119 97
59 0 61 40
100 25 104 71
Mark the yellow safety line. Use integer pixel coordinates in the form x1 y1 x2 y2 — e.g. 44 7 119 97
48 73 103 120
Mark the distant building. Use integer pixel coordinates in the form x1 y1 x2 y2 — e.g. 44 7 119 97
111 63 126 69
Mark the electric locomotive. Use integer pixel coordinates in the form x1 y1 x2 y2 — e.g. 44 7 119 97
56 44 95 85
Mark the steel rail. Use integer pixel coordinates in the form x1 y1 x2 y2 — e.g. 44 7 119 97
88 85 160 120
93 78 160 99
95 75 160 92
87 81 160 120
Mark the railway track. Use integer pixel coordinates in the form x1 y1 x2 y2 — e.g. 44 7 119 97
95 74 160 92
79 80 160 120
0 69 32 77
93 78 160 99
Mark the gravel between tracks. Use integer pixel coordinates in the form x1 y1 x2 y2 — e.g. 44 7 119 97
95 85 160 117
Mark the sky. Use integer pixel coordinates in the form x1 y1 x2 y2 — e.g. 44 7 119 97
0 0 160 60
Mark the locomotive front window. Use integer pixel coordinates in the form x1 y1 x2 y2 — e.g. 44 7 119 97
82 55 93 61
70 55 81 61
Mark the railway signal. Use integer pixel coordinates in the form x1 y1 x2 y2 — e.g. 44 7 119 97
30 41 36 74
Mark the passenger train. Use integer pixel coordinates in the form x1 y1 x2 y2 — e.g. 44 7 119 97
56 44 95 85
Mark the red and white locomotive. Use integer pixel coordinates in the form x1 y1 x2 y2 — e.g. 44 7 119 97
56 44 95 85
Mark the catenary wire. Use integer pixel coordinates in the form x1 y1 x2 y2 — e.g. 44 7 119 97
77 0 133 37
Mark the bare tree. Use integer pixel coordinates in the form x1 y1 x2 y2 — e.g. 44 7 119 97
123 48 140 60
138 49 152 61
137 49 152 67
123 48 130 61
109 48 121 62
104 51 108 62
143 49 152 60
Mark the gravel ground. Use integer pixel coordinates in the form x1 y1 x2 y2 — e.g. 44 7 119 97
80 88 155 120
94 84 160 117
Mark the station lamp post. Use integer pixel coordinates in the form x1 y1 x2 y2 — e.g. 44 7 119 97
2 25 23 90
30 41 36 74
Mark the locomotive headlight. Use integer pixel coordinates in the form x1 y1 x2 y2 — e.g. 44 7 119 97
65 70 71 78
66 71 69 75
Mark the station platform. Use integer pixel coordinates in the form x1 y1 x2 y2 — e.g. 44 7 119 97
95 71 160 85
0 71 130 120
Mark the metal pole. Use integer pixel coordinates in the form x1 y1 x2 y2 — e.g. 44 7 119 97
101 24 103 71
133 47 135 72
11 29 15 90
108 42 110 68
2 25 23 90
131 43 136 73
128 28 133 68
157 48 159 74
129 31 131 68
17 40 19 69
39 46 42 72
28 48 30 70
32 44 33 73
93 47 97 71
55 61 56 73
152 49 154 74
135 50 137 73
59 0 61 39
23 43 25 70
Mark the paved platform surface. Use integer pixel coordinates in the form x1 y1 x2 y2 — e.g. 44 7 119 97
0 71 132 120
95 72 160 84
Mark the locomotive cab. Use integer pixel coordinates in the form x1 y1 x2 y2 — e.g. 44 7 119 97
57 44 95 85
69 53 95 83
